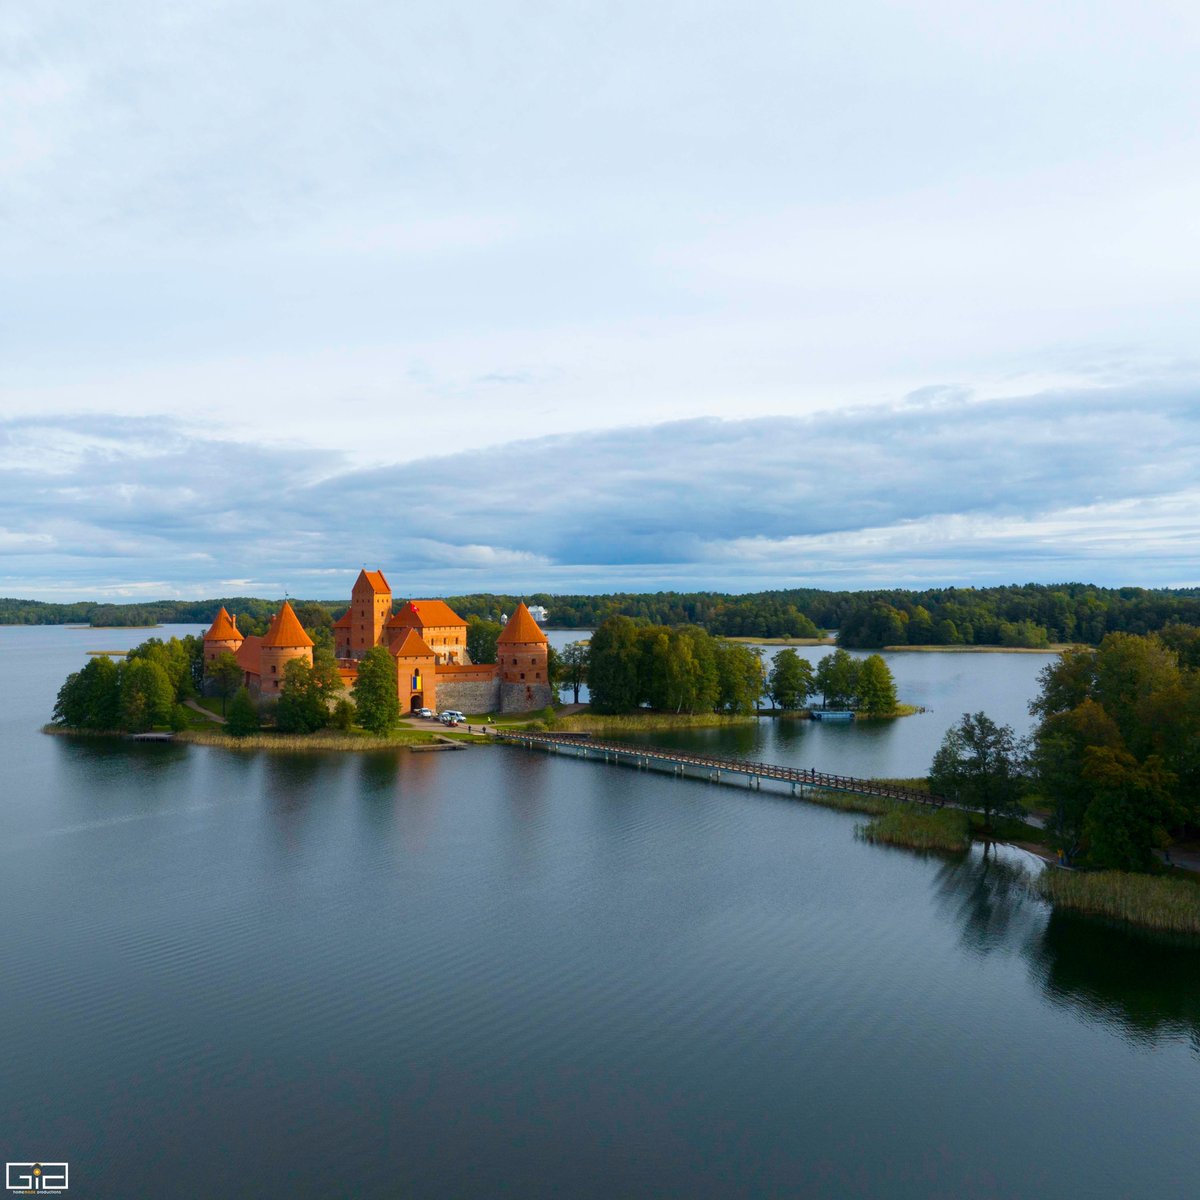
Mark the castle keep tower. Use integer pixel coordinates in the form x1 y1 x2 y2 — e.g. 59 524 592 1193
497 602 551 712
259 600 314 694
202 606 243 667
347 569 392 659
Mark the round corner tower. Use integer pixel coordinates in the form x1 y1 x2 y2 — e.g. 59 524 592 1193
202 606 244 669
259 600 315 694
497 602 551 713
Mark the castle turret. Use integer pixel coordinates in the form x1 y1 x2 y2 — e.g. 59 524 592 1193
202 606 244 669
497 602 551 712
259 600 314 694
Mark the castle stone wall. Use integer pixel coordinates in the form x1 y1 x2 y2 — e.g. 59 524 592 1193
436 678 500 714
500 681 553 713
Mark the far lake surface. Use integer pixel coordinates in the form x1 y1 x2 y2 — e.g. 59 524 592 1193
2 625 1196 1198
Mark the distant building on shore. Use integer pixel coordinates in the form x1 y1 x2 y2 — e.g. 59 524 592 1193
202 570 551 713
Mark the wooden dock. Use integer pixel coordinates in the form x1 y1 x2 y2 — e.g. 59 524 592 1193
497 731 942 806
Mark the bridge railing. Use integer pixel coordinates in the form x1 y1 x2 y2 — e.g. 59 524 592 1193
497 730 944 807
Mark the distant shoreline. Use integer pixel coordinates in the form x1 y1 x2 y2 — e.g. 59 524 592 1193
883 643 1073 654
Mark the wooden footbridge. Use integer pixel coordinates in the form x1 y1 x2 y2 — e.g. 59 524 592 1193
496 730 944 807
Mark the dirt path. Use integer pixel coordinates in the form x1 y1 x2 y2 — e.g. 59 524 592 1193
185 699 226 725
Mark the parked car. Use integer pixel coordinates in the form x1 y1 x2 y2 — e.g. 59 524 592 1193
440 710 466 723
416 708 434 719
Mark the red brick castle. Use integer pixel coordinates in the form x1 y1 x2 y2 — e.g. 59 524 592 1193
202 569 551 714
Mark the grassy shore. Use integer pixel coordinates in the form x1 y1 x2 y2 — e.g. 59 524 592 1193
857 806 971 853
882 643 1075 654
176 728 469 751
725 635 835 646
804 791 896 817
556 710 756 733
1036 869 1200 935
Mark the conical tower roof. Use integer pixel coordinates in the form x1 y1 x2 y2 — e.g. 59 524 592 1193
204 606 243 643
262 600 314 648
497 601 547 645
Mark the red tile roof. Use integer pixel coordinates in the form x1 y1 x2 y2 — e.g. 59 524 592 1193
498 602 547 645
387 599 467 629
203 606 242 642
235 635 262 675
332 609 353 629
352 569 391 595
389 628 435 659
262 600 315 648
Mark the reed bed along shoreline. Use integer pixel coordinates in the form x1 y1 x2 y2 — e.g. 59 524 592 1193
856 807 972 853
1036 869 1200 936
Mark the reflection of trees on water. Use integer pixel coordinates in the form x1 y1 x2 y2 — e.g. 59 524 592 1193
1030 911 1200 1054
932 844 1043 957
932 846 1200 1053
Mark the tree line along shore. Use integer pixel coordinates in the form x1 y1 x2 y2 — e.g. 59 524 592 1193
8 580 1200 649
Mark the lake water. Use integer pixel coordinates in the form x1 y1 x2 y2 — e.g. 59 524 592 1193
2 625 1196 1198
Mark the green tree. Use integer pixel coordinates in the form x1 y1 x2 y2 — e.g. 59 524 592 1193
559 640 590 704
329 697 356 731
929 712 1025 830
52 655 121 729
714 640 764 714
226 686 260 737
352 646 400 734
311 645 344 695
1091 632 1180 756
276 659 330 734
118 657 174 732
1030 647 1098 720
815 649 859 708
768 648 814 711
588 616 643 713
1030 698 1124 863
854 654 898 715
209 649 244 716
1081 747 1178 871
467 617 503 665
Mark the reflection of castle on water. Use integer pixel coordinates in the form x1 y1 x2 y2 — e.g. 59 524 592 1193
931 846 1200 1054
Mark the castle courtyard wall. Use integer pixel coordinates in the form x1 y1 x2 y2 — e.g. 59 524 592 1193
500 681 553 713
436 677 500 714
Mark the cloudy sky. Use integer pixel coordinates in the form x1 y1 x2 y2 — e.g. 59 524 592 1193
4 1 1199 600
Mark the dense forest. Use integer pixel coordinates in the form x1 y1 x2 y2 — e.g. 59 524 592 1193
6 582 1200 648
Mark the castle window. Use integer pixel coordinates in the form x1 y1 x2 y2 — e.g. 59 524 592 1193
512 657 517 665
271 665 276 673
520 672 525 680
